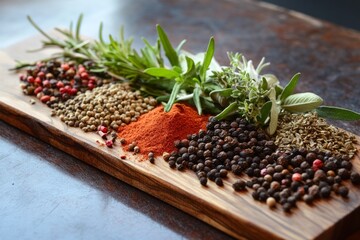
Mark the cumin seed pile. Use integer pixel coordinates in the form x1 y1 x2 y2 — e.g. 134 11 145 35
275 112 358 158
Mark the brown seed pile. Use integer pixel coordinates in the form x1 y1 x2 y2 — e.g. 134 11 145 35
275 112 357 158
53 83 157 132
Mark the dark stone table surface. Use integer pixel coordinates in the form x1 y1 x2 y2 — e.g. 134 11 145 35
0 0 359 239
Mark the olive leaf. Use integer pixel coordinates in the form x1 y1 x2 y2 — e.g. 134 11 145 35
262 74 279 88
164 81 183 112
209 88 233 107
260 77 268 91
183 56 196 79
214 102 238 120
267 88 280 135
280 73 300 101
156 25 180 68
316 106 360 121
200 37 215 83
282 92 323 113
193 85 202 115
258 101 272 125
144 67 180 79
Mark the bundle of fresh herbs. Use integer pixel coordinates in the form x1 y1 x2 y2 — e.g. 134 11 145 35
13 15 360 134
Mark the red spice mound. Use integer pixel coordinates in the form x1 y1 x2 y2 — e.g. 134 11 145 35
117 103 209 157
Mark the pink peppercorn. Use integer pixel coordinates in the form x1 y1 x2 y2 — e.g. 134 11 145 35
292 173 302 182
260 168 267 176
80 72 89 79
56 81 64 88
105 140 113 148
59 87 67 94
98 125 108 134
313 159 323 171
34 77 42 85
78 66 86 74
87 83 95 90
37 72 45 79
40 95 50 103
19 74 25 81
27 76 35 83
69 88 78 95
98 131 107 139
42 80 50 88
34 86 43 95
61 63 70 71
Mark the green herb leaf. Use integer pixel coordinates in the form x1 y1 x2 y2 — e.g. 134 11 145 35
176 39 187 53
282 92 323 112
193 86 202 115
200 37 215 83
214 102 238 120
156 25 180 67
98 22 105 44
258 101 272 124
261 77 268 91
275 85 284 98
183 56 196 79
316 106 360 121
267 88 280 135
263 74 279 88
280 73 300 101
210 88 232 107
27 16 63 46
144 67 180 79
75 14 84 41
164 82 183 112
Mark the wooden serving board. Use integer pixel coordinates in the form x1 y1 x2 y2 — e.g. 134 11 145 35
1 35 360 240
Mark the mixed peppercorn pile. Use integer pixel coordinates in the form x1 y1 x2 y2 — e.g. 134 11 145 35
166 116 360 211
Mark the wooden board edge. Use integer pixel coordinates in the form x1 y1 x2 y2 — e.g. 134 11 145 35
0 100 285 240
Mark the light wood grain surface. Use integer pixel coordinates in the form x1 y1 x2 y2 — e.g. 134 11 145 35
1 35 360 240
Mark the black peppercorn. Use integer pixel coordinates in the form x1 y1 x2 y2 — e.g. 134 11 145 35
334 175 342 184
338 168 350 180
303 194 314 204
341 161 352 171
219 169 228 178
169 160 176 168
233 180 246 191
199 177 207 186
350 172 360 185
337 186 349 197
287 196 297 206
258 191 268 202
306 152 317 162
283 202 292 212
215 177 223 186
319 186 331 198
273 172 283 182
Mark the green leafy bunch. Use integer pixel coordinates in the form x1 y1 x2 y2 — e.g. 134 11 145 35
144 27 220 114
15 15 221 114
14 14 360 134
211 53 360 135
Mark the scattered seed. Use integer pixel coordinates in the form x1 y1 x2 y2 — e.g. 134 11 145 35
266 197 276 208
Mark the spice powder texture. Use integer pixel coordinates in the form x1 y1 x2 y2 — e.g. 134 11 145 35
117 103 209 157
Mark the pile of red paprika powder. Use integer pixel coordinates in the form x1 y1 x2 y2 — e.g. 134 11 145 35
117 103 209 157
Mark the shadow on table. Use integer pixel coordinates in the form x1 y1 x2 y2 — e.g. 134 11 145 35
0 120 233 240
